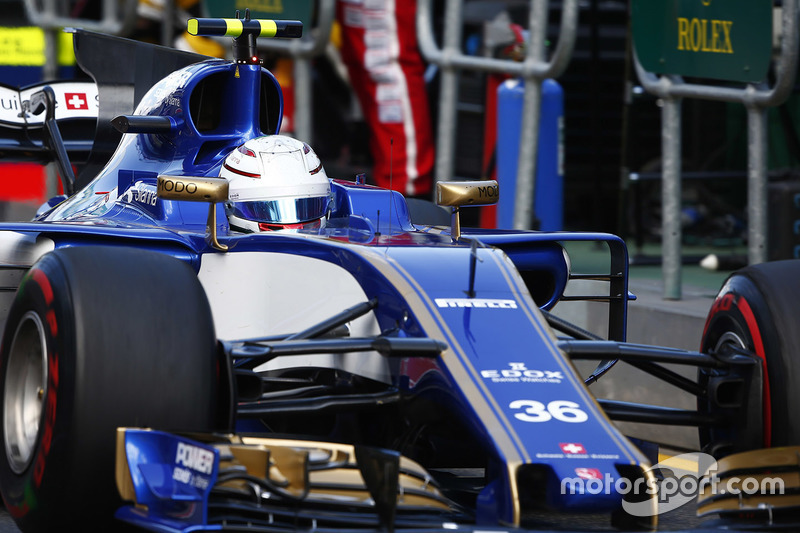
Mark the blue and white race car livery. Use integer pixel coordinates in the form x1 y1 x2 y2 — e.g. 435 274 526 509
0 13 797 533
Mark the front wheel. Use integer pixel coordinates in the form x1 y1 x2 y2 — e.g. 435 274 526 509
699 260 800 456
0 246 223 532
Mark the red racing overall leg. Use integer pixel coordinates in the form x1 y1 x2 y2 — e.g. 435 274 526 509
337 0 435 197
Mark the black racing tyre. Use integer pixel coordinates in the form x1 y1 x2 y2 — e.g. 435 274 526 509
0 246 221 532
699 259 800 456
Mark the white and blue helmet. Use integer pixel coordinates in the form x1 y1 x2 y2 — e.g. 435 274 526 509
220 135 331 232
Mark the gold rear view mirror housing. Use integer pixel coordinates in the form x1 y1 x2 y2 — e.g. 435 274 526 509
157 175 229 251
435 180 499 241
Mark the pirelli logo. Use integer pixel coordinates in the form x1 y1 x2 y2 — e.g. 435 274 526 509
435 298 518 309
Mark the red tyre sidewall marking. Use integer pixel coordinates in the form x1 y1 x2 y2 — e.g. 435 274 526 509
735 295 771 448
30 269 52 305
6 268 60 518
703 291 771 447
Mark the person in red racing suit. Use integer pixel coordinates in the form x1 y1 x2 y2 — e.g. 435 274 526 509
336 0 435 197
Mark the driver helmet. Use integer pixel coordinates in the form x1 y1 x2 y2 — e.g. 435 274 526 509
220 135 332 232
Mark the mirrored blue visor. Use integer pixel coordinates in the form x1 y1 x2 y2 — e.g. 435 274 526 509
230 196 330 225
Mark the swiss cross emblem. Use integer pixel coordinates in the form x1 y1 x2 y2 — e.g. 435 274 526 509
65 93 88 110
575 467 603 480
559 442 586 454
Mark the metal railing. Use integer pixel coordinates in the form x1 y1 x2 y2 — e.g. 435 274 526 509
27 0 334 146
23 0 141 35
255 0 335 144
417 0 579 229
23 0 141 81
634 1 800 299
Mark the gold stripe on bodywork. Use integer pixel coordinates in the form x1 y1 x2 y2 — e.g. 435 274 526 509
484 249 647 466
380 250 531 459
116 428 137 503
279 235 649 525
343 245 527 524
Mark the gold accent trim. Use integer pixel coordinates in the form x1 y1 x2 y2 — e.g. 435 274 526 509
642 465 659 528
700 472 800 501
435 181 498 241
657 453 699 473
206 203 228 252
449 207 462 240
435 180 499 207
268 445 310 498
157 175 229 251
234 436 452 509
698 494 800 516
157 175 229 203
506 461 523 526
697 446 800 515
116 428 138 503
713 446 800 473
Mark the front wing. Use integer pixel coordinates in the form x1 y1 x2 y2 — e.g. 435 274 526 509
115 428 468 532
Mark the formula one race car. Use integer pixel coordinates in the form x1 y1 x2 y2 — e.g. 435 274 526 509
0 13 798 533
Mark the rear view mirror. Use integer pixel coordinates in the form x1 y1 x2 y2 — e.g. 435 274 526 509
435 180 499 240
157 175 229 251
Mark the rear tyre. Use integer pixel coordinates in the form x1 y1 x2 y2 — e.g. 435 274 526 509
699 260 800 456
0 246 220 532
